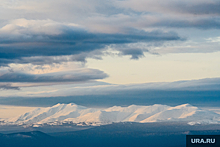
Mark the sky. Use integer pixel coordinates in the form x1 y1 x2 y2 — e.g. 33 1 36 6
0 0 220 99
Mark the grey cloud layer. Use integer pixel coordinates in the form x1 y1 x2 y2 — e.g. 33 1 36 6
172 1 220 15
0 69 108 83
0 0 219 66
1 77 220 97
2 0 220 31
118 0 220 15
154 17 220 29
0 19 181 65
0 83 20 90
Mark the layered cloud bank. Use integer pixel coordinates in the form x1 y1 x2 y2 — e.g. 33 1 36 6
1 77 219 97
0 0 220 89
0 69 108 83
0 0 220 101
0 18 182 66
2 103 220 126
1 0 220 67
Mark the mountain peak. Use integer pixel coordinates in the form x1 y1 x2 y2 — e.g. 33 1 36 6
172 103 195 109
53 103 62 107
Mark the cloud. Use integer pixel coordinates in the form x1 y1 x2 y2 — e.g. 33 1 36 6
0 83 20 90
154 17 220 29
1 0 220 31
0 19 182 66
0 69 108 83
172 1 220 15
1 77 220 98
82 13 220 33
117 0 220 15
0 0 219 58
120 48 145 59
80 0 220 31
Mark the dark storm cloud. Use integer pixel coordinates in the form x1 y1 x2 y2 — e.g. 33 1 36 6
0 22 182 66
0 83 20 90
0 69 108 83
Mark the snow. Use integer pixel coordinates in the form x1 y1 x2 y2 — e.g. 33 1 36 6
2 103 220 126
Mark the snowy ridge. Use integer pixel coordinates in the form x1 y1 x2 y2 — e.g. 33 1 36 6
3 103 220 126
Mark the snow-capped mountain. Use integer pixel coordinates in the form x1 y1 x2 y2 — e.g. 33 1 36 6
2 103 220 126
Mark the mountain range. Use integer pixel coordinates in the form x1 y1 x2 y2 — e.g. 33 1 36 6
1 103 220 127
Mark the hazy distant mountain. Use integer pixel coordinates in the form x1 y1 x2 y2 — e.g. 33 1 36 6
2 103 220 127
